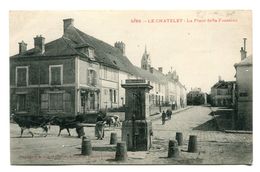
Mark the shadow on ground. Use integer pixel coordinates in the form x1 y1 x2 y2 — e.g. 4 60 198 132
194 107 234 131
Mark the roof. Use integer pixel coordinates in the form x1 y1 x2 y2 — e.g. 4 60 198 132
11 37 81 58
211 80 235 89
134 66 168 84
63 26 139 74
10 22 187 87
234 55 252 67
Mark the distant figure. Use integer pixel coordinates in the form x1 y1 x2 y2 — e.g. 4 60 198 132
162 111 166 125
169 109 172 119
95 115 106 140
166 109 172 120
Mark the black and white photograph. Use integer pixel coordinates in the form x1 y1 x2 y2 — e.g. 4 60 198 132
8 10 253 165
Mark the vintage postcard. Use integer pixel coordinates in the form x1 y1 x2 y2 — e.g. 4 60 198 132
9 10 252 165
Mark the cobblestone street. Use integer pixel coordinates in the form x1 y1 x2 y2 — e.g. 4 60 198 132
10 106 252 165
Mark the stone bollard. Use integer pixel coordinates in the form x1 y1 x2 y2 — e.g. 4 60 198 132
168 140 179 158
188 135 198 153
115 141 127 161
175 132 183 146
110 132 117 145
81 137 92 156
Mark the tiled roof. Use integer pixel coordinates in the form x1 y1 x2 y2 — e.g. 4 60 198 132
134 66 168 84
10 24 187 88
11 37 80 58
63 26 139 74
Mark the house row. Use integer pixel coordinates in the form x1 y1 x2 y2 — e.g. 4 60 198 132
10 18 187 117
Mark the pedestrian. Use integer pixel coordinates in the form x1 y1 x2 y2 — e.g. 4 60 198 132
166 109 170 119
169 109 172 119
95 114 106 140
162 111 166 125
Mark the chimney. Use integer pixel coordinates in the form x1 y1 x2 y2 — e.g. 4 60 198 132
34 35 45 54
240 38 247 61
158 67 163 73
218 75 222 82
243 38 247 51
63 18 74 34
18 41 27 54
149 67 154 73
114 41 125 56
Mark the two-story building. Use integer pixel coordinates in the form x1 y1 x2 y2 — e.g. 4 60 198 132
187 88 207 105
210 77 235 107
234 38 252 130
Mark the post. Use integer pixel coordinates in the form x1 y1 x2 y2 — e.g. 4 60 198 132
168 140 179 158
81 137 92 155
115 142 127 161
110 132 117 145
175 132 183 146
188 135 198 153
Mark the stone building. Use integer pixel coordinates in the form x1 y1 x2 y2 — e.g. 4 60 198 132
10 18 187 119
187 88 207 105
234 38 252 130
210 76 236 107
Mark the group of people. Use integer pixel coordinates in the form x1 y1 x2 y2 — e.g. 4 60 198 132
161 109 173 125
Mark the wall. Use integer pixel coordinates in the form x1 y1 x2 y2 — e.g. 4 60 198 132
10 57 76 116
10 57 75 86
236 65 252 130
99 65 119 109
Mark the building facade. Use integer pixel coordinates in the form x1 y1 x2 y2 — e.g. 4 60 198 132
10 18 187 118
210 77 235 107
187 88 207 105
234 38 252 130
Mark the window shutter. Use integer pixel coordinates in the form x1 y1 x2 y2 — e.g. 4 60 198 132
87 70 91 85
94 71 98 86
41 93 49 110
64 93 71 112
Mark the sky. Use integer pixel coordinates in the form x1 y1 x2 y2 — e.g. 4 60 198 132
9 10 252 93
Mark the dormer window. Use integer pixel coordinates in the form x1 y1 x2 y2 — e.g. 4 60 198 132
76 44 95 60
88 48 95 60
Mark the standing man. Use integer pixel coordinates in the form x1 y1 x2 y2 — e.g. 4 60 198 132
162 111 166 125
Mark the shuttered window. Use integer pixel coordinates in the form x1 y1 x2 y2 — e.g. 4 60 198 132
16 67 28 86
17 94 27 111
49 93 63 110
41 93 49 110
64 93 71 112
49 65 63 85
87 69 97 86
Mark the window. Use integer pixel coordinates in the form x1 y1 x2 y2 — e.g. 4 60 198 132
87 69 97 86
49 93 63 111
109 89 113 102
239 92 248 97
64 93 71 112
88 48 95 59
16 66 28 86
17 94 27 111
49 65 63 85
114 90 117 103
41 93 49 110
41 92 71 112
